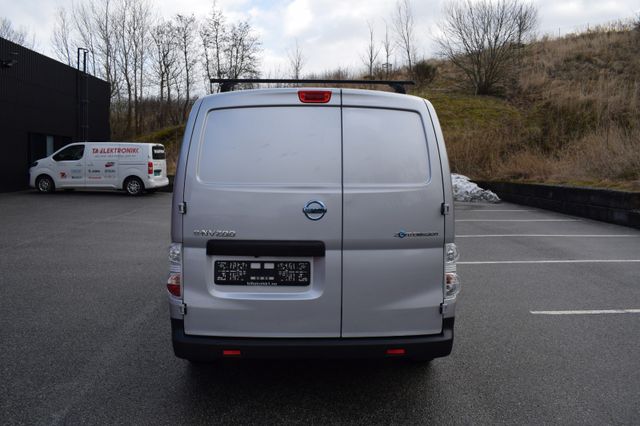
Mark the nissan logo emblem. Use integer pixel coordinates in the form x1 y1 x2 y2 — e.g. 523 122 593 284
303 200 327 221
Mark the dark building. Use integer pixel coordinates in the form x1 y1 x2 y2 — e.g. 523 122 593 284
0 37 110 192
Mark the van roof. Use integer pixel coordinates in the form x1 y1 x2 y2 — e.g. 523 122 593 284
69 142 162 145
198 88 428 111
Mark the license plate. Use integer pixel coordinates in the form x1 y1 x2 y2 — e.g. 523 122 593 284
215 261 310 286
154 170 161 176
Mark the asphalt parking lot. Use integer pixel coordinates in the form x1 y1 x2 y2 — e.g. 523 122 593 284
1 191 639 425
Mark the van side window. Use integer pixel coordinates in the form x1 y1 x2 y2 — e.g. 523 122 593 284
198 107 341 185
53 145 85 162
343 109 430 185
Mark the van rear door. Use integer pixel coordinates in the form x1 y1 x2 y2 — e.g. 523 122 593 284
151 144 167 178
340 101 445 337
182 101 343 337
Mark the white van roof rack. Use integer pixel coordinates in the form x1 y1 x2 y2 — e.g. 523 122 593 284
210 78 415 94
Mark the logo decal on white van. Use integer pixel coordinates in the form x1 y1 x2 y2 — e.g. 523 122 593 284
394 230 439 238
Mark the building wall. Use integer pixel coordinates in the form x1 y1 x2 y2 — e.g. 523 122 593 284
0 37 110 192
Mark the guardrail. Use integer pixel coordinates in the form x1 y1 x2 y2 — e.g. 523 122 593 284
475 181 640 229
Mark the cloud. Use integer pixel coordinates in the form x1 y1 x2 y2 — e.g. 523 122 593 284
284 0 313 37
3 0 638 83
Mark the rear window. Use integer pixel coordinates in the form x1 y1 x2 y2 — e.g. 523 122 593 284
197 107 341 185
343 108 430 185
152 145 166 160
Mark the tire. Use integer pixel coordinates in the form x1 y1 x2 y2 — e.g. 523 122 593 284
124 176 144 196
36 175 55 193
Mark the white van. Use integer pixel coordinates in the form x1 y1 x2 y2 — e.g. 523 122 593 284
30 142 169 195
168 86 459 361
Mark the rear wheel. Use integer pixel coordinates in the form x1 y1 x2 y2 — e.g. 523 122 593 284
36 175 55 193
124 177 144 196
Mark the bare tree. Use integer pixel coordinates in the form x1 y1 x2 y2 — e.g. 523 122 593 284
224 21 261 79
200 3 226 91
52 7 73 65
112 0 154 133
174 14 197 119
63 0 122 100
361 21 380 78
436 0 538 95
0 17 35 48
72 2 99 73
91 0 120 101
110 0 151 132
200 4 261 92
393 0 417 73
151 21 179 105
287 39 305 79
382 20 394 77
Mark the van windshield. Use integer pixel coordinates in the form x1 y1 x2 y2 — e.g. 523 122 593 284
152 145 166 160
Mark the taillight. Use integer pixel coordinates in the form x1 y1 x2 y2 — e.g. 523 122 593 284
386 348 406 356
148 161 154 174
168 243 182 298
298 90 332 103
444 243 461 299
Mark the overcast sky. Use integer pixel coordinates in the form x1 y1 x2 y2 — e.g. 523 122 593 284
3 0 639 77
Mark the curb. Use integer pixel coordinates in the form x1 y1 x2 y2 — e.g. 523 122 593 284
475 181 640 229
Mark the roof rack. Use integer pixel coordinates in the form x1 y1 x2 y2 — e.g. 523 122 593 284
209 78 415 94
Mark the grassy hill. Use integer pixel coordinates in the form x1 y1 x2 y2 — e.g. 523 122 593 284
419 23 640 190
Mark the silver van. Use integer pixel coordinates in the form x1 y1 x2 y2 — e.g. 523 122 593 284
168 86 459 361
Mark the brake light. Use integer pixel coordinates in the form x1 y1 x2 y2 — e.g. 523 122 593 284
298 90 332 103
148 161 153 174
167 243 182 298
167 273 181 297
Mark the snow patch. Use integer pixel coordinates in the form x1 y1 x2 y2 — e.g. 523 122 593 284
452 174 500 203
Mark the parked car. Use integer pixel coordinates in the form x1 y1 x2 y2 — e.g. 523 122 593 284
168 86 460 361
30 142 168 195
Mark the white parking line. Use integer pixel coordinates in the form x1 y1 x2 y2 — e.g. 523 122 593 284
457 234 639 238
456 219 581 222
530 309 640 315
458 260 640 264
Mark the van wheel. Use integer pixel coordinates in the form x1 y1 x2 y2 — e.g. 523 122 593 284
124 177 144 196
36 175 55 193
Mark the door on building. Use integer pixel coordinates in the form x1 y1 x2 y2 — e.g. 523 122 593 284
28 134 70 164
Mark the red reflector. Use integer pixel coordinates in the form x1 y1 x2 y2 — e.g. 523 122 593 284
298 90 332 103
167 283 181 297
223 350 241 356
386 348 406 355
148 161 153 174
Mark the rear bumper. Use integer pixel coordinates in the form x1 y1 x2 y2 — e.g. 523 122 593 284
146 176 169 188
171 318 454 360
